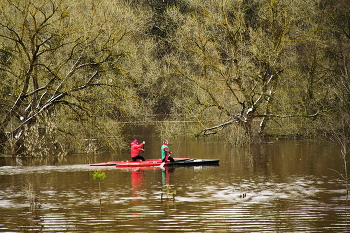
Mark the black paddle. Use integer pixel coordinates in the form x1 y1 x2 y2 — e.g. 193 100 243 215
142 141 145 160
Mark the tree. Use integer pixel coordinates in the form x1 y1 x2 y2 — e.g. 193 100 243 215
162 0 321 143
316 0 350 201
0 0 142 156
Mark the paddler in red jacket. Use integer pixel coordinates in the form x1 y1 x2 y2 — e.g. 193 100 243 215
130 140 146 161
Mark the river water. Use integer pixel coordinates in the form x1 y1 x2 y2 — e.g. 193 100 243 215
0 133 349 232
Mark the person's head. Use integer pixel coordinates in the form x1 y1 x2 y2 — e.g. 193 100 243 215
163 139 168 145
133 139 138 144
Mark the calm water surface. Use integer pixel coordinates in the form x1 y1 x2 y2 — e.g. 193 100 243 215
0 137 349 232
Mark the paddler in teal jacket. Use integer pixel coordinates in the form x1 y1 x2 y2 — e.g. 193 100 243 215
161 139 175 162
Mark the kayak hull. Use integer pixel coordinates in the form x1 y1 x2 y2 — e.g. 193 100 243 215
115 158 219 167
90 158 190 166
90 158 219 167
164 159 219 166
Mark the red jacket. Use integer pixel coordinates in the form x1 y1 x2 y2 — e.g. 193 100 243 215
130 141 145 158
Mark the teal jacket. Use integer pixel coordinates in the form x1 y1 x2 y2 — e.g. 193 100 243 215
161 144 169 160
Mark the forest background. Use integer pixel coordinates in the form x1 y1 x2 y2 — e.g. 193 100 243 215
0 0 349 157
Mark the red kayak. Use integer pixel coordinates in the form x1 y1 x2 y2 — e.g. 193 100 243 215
90 158 220 167
116 158 220 167
90 158 190 166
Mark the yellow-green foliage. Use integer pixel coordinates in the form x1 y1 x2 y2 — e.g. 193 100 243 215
0 0 349 156
93 170 106 181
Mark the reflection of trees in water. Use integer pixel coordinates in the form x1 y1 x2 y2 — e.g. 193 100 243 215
24 181 41 218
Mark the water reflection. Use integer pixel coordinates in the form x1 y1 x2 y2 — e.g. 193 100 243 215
161 167 176 201
0 139 349 232
130 168 145 219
